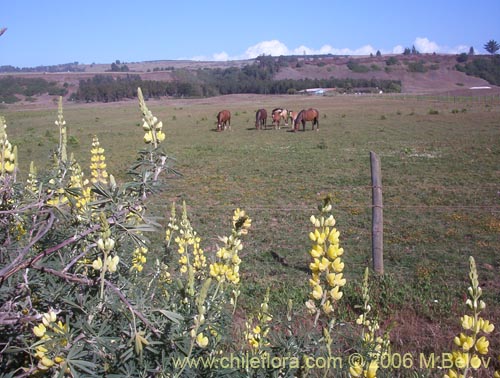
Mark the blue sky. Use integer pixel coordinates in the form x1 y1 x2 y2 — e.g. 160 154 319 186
1 0 499 67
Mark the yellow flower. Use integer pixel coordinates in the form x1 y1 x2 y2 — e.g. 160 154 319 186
454 333 474 351
479 318 494 333
328 228 340 244
324 215 335 226
349 362 363 377
92 257 103 271
106 255 120 273
327 273 346 287
312 284 323 300
305 299 317 314
40 356 55 368
318 257 330 271
157 130 165 142
330 286 343 301
331 257 344 273
452 351 469 369
196 332 209 348
144 131 153 143
326 244 343 260
366 360 379 378
475 336 489 354
470 354 481 369
33 324 46 337
310 244 323 258
461 315 474 330
42 310 57 326
444 369 458 378
322 300 333 314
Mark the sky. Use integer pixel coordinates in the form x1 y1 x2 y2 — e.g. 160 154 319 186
1 0 499 67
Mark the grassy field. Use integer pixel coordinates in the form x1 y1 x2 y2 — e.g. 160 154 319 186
2 93 500 359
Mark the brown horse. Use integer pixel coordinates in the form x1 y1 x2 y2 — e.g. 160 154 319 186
217 110 231 131
289 111 299 126
255 108 267 129
271 108 291 129
294 108 319 131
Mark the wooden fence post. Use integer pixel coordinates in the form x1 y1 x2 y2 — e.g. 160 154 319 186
370 151 384 275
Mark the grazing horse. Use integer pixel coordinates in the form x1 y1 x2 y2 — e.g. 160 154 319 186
271 108 291 129
217 110 231 131
255 108 267 129
289 111 299 126
294 108 319 131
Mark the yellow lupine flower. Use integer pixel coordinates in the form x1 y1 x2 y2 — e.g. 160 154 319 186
42 311 57 326
331 257 344 273
92 257 103 271
461 315 474 330
444 369 458 378
475 336 489 354
33 324 47 337
349 362 363 377
196 333 209 348
328 228 340 244
365 360 379 378
330 286 343 301
311 284 323 300
40 356 55 368
454 333 474 351
327 244 343 260
327 273 346 287
470 354 481 369
479 318 494 333
322 300 333 314
106 255 119 273
310 244 324 258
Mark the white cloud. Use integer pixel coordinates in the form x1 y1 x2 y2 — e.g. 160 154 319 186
242 40 290 59
392 45 404 54
190 38 470 61
213 51 230 61
414 37 439 53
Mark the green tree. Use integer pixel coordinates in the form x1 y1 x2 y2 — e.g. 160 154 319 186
469 46 475 55
484 40 499 54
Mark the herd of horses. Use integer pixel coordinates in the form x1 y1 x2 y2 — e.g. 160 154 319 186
216 107 319 132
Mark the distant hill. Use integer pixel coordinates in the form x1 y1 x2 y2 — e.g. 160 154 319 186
1 54 499 106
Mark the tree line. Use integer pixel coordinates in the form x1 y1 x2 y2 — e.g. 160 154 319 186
70 63 402 102
0 76 68 103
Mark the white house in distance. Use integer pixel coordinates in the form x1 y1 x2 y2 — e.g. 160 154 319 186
298 88 334 95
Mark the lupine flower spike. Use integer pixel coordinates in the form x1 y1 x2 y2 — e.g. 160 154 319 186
444 256 495 378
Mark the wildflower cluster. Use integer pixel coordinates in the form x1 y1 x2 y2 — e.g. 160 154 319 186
67 159 93 217
245 288 273 352
90 136 108 184
25 161 39 194
305 199 346 323
444 256 495 378
209 208 251 285
55 96 67 164
32 310 70 373
171 202 206 276
0 116 16 176
138 87 165 147
131 246 148 272
350 268 390 378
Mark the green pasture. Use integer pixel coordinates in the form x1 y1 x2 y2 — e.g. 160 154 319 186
3 94 500 354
